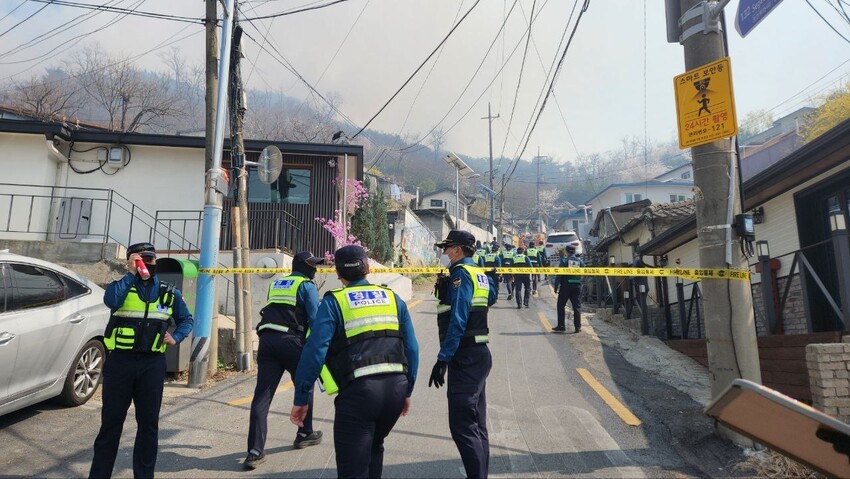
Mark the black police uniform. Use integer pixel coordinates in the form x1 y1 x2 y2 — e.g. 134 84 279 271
555 250 585 332
292 245 420 479
431 230 497 479
89 243 193 479
246 253 323 467
512 249 533 308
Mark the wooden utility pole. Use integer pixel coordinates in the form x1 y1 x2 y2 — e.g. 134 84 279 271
229 16 253 372
677 0 760 414
204 0 219 375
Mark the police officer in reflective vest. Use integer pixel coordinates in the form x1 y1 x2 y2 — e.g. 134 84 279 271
243 252 324 470
512 246 533 309
290 245 419 478
430 230 497 479
89 243 193 479
481 244 502 301
553 244 585 333
525 242 541 293
501 243 515 301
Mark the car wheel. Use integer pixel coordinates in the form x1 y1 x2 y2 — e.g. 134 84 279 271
57 339 105 407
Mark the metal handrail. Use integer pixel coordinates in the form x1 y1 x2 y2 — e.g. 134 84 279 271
0 182 236 313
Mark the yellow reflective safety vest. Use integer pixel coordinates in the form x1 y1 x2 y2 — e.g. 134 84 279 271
104 285 173 353
526 247 540 265
258 275 310 334
501 250 515 266
436 264 490 346
318 284 408 395
482 252 500 267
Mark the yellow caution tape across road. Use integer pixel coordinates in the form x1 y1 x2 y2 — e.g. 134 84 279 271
198 266 749 281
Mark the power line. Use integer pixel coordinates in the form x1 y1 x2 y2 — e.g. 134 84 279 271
0 1 29 25
0 0 148 66
241 0 354 21
351 0 483 139
0 0 125 60
497 0 536 163
29 0 202 24
290 0 370 120
501 0 583 189
500 0 590 203
399 0 555 153
805 0 850 44
0 22 200 89
764 56 850 115
0 3 50 40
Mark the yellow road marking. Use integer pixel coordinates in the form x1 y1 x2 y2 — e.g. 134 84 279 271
407 299 421 310
576 368 642 426
537 312 552 330
228 381 293 407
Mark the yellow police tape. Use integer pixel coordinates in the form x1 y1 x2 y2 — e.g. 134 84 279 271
198 266 749 281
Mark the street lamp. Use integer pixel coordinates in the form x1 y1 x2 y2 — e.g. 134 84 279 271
756 239 777 333
829 210 850 330
830 211 847 232
443 153 476 220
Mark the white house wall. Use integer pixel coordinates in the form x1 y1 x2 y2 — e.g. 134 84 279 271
589 184 694 213
749 159 850 283
54 141 203 249
0 134 60 240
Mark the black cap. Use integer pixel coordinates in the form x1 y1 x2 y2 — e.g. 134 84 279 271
491 244 500 251
565 244 577 253
435 230 476 249
294 251 325 266
334 245 368 269
127 242 156 259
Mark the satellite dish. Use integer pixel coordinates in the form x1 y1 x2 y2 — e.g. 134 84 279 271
258 145 283 184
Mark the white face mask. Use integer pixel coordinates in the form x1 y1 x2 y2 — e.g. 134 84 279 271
439 254 451 268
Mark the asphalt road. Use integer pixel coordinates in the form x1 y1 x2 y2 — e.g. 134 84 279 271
0 284 746 478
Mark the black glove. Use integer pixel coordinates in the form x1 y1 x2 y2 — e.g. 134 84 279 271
428 360 448 388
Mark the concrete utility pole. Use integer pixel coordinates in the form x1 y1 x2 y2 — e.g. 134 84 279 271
229 17 254 372
677 0 760 409
204 0 219 376
481 102 499 234
536 147 541 233
498 174 506 241
190 0 236 388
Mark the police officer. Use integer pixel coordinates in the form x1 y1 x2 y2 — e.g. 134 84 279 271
430 230 497 479
89 243 193 479
243 252 324 470
526 242 540 293
290 245 419 478
512 246 533 309
481 244 502 301
553 244 585 333
501 243 515 301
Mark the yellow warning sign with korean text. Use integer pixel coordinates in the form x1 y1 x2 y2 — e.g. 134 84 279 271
674 57 738 149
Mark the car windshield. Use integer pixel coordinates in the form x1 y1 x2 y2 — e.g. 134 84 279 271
547 233 578 243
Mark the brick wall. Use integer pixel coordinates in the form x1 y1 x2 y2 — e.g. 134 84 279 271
752 274 809 336
807 338 850 420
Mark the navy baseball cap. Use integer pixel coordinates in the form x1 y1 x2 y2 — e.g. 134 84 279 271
127 242 156 259
435 230 476 249
294 251 325 265
334 245 368 269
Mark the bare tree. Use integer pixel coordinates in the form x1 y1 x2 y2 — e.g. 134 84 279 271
10 72 80 120
70 44 182 132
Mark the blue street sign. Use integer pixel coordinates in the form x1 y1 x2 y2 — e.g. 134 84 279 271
735 0 784 38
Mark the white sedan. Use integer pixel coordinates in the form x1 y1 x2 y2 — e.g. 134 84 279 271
0 251 110 416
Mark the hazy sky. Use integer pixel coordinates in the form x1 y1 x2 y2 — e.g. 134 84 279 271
2 0 849 168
